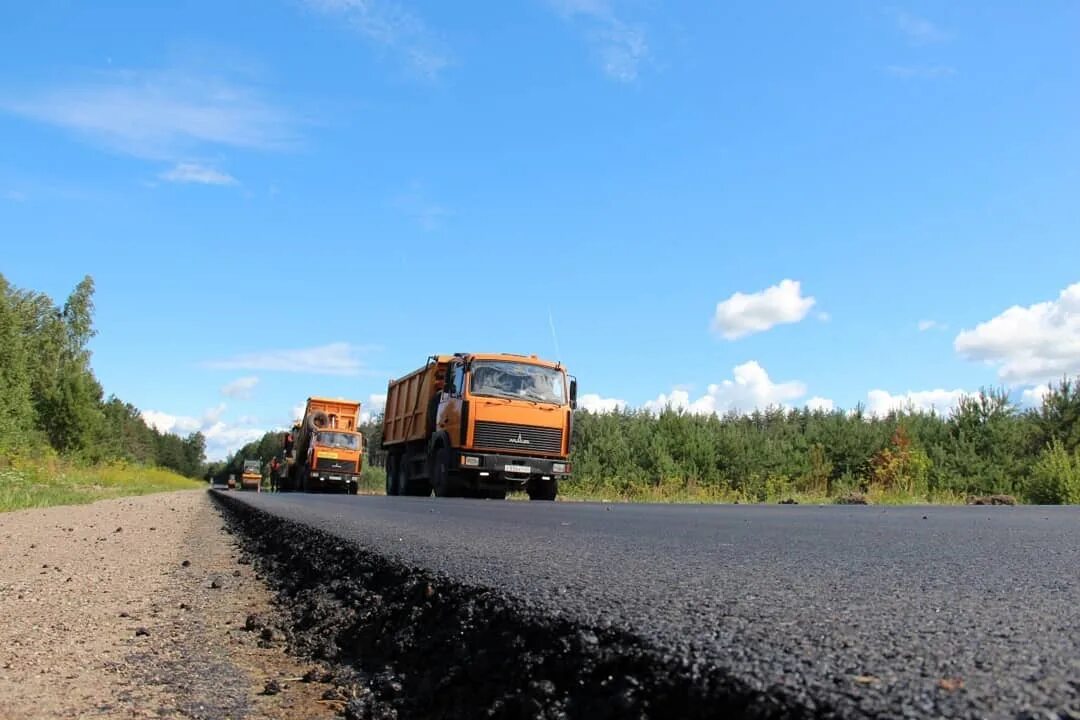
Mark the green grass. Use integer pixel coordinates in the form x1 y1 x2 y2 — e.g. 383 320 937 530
359 464 387 494
335 466 974 505
0 460 203 512
557 481 971 505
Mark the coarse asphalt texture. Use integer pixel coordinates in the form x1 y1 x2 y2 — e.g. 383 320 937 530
221 492 1080 719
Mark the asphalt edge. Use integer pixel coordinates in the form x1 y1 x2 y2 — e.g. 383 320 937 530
209 490 829 720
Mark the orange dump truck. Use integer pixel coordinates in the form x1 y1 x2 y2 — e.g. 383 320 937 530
285 397 364 494
381 353 577 500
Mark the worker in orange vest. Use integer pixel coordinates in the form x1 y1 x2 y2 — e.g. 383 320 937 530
269 456 281 492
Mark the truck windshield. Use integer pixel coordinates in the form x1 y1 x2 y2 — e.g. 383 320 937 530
470 361 566 405
315 432 361 450
243 461 260 473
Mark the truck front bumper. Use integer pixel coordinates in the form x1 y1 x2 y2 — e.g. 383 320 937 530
308 472 361 489
451 450 570 484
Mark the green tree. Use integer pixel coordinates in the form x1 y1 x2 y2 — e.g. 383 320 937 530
0 276 37 454
1030 378 1080 455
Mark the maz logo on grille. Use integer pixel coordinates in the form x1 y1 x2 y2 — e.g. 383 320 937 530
508 433 530 445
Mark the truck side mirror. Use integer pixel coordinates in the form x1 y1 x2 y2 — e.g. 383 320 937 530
569 377 578 410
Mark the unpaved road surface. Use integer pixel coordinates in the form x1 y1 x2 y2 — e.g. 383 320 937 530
216 492 1080 719
0 491 349 719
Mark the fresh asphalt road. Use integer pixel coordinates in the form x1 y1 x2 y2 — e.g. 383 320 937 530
227 493 1079 718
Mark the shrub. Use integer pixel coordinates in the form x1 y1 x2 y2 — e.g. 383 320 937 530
1026 441 1080 505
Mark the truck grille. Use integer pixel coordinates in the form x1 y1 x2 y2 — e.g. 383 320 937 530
315 457 357 473
473 422 563 454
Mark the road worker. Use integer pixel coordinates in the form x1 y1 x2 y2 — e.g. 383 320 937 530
269 456 281 492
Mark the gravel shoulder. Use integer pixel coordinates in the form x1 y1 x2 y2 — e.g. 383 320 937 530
0 490 347 719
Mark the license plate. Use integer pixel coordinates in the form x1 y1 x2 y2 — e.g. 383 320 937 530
329 475 342 481
504 464 531 474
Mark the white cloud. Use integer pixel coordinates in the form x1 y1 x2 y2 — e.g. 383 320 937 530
886 65 957 79
203 403 227 424
918 319 946 332
807 396 835 412
3 69 295 160
141 409 202 436
954 282 1080 385
221 376 259 399
142 403 259 459
892 10 948 44
645 361 807 415
548 0 648 82
1021 384 1050 407
360 393 388 423
303 0 450 79
205 342 375 376
161 162 237 186
865 388 966 418
578 393 627 414
712 279 816 340
202 423 267 461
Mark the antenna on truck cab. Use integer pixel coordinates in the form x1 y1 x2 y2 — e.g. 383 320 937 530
548 306 562 365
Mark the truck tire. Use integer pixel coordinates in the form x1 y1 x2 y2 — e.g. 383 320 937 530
385 455 400 496
399 456 431 497
432 447 461 498
527 479 558 501
307 410 329 430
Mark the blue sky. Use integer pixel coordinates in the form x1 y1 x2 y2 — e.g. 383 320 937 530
2 1 1078 458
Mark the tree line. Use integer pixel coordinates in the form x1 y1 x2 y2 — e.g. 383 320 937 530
0 274 205 477
569 384 1080 503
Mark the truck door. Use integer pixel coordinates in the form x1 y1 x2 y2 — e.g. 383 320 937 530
437 360 466 448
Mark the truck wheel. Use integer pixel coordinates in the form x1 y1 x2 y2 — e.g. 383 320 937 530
400 457 431 497
527 479 558 501
432 448 460 498
385 455 399 496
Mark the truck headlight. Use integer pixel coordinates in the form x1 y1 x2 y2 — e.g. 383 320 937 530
552 463 567 473
461 456 480 467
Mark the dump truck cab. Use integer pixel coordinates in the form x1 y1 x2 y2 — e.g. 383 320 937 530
383 353 577 500
305 427 363 493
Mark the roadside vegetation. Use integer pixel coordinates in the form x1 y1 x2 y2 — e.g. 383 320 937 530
0 462 200 512
0 274 206 511
566 384 1080 505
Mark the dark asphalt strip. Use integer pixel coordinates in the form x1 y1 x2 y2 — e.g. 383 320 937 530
211 491 829 720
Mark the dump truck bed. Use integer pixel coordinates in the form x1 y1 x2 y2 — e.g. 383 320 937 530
383 360 443 446
305 397 361 431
